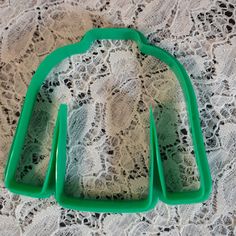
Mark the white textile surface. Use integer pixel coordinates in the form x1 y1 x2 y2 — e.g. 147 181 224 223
0 0 236 235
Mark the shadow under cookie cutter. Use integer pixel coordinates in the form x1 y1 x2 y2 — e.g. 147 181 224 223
4 28 212 213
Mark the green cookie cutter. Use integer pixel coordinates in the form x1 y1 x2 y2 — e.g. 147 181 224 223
4 28 212 213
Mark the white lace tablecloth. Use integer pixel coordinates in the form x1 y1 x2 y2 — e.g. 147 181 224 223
0 0 236 235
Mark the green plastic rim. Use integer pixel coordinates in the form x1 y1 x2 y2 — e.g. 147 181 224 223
4 28 212 213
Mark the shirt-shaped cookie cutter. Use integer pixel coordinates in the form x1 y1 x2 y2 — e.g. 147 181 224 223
4 28 212 213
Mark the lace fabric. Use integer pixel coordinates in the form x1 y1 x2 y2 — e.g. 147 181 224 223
15 39 199 200
0 0 236 235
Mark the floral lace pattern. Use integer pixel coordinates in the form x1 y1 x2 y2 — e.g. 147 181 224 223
0 0 236 235
15 39 199 200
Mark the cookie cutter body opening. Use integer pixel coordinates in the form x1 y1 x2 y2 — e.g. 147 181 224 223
4 28 212 213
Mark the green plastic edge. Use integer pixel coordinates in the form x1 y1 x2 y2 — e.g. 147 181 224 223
4 28 212 213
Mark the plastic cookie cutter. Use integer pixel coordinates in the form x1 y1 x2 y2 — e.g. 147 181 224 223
4 28 212 213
